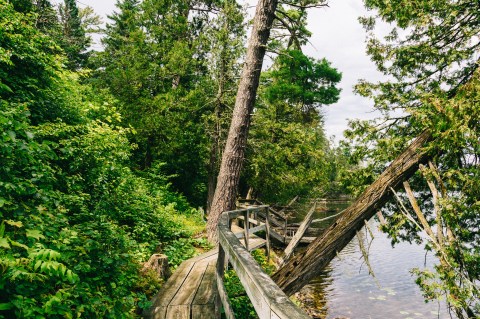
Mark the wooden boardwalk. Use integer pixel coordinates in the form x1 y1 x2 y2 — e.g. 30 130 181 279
144 224 266 319
143 203 319 319
143 249 218 319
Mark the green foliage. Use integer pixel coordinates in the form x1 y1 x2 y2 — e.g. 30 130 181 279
163 237 212 269
343 1 480 316
94 0 236 205
245 50 342 203
0 2 206 317
0 1 81 125
264 50 341 115
268 1 326 52
58 0 90 69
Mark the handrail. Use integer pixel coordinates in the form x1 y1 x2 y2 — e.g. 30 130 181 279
238 198 287 220
216 206 310 319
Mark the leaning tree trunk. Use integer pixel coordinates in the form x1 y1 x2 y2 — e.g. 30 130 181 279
207 0 278 242
272 130 433 295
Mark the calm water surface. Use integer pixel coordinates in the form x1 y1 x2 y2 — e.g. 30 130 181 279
292 202 454 319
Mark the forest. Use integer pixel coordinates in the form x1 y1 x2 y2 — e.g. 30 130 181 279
0 0 478 318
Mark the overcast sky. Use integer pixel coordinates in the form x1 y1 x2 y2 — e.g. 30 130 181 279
61 0 384 143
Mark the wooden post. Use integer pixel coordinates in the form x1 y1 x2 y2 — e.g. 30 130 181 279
279 195 299 214
283 217 287 244
217 245 226 282
216 245 233 319
216 244 226 319
265 207 271 261
244 210 250 251
227 214 232 271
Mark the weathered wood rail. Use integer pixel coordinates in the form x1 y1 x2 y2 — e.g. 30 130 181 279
216 205 311 319
237 198 320 244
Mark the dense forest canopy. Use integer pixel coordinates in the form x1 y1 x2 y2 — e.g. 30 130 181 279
1 0 478 317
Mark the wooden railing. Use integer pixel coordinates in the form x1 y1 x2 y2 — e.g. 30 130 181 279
237 199 290 244
216 206 311 319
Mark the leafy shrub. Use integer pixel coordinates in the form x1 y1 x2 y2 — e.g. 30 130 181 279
0 2 205 317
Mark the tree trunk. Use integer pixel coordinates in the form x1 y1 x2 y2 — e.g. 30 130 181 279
272 130 433 295
207 45 227 214
207 0 278 242
142 254 171 280
206 104 222 213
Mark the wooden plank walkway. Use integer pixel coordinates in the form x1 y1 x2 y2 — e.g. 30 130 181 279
143 249 219 319
144 226 266 319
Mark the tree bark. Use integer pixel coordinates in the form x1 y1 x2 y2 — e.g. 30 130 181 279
206 102 222 213
207 0 278 242
272 130 433 295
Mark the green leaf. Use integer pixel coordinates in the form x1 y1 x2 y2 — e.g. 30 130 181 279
0 238 10 249
7 130 16 142
0 302 13 311
26 229 45 240
0 82 13 94
34 260 43 271
10 240 28 250
5 220 23 228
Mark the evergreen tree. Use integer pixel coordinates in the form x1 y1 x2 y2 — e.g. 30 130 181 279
9 0 33 13
207 0 330 241
245 50 341 203
96 0 235 205
58 0 89 69
278 0 480 316
34 0 60 33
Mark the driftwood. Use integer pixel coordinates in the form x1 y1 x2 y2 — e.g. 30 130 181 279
376 211 386 225
272 130 432 295
280 203 316 265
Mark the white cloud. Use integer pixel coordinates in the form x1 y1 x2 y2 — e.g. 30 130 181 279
303 0 385 143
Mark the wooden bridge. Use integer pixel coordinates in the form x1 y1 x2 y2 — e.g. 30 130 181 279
143 204 312 319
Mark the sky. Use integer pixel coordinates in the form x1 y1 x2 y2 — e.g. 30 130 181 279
59 0 385 143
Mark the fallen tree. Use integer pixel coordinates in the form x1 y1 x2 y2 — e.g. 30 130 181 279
272 130 432 295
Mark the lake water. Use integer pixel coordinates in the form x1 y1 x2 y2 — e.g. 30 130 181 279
291 202 454 319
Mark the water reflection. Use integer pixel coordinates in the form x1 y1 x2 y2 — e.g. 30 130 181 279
293 202 454 319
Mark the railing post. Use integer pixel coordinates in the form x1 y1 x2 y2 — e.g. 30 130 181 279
265 206 271 261
244 209 250 251
227 213 232 271
216 244 233 319
217 245 226 280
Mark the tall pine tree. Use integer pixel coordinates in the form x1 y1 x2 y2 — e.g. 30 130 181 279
58 0 89 69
